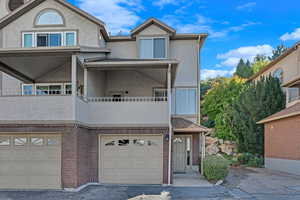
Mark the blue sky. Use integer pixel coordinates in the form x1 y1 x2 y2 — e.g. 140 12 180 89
68 0 300 79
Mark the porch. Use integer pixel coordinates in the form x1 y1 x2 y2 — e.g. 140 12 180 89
0 49 177 126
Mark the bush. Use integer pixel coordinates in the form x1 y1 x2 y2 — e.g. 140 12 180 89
237 153 264 167
203 155 230 181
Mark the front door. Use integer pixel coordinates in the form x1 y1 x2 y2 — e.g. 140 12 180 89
173 136 187 173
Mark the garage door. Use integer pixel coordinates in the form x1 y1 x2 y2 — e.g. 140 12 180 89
99 135 163 184
0 134 61 189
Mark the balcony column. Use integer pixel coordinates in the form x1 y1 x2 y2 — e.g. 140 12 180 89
71 55 77 96
167 63 172 185
83 68 87 97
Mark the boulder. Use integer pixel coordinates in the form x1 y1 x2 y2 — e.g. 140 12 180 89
206 137 219 145
206 143 220 155
219 143 237 155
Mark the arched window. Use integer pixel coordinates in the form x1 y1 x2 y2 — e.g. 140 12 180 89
273 68 283 83
8 0 24 11
35 9 64 26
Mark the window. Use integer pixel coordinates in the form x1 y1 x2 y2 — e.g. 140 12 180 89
22 83 71 95
31 137 43 146
65 32 76 46
47 138 59 146
288 87 299 102
175 88 197 115
14 137 27 146
118 139 129 146
23 33 34 48
22 84 34 95
0 137 10 146
36 10 64 26
273 68 283 83
139 38 166 59
22 31 77 48
36 33 62 47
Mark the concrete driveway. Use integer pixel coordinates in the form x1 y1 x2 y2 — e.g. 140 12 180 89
0 168 300 200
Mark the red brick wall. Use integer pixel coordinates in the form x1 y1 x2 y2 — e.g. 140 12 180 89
265 116 300 160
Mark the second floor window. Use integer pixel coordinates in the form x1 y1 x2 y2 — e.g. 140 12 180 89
22 31 76 48
139 38 166 59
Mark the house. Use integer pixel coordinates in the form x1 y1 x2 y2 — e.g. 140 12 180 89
249 42 300 175
0 0 209 190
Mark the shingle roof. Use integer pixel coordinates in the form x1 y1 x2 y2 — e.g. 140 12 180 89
258 102 300 124
172 117 211 133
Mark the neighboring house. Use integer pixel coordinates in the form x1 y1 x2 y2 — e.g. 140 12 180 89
249 41 300 175
0 0 209 190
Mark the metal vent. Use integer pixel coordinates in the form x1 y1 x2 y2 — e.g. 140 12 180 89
8 0 24 11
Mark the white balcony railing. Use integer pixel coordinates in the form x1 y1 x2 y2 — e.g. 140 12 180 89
86 96 168 102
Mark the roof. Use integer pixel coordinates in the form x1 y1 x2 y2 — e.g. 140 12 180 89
282 76 300 87
248 41 300 81
131 18 176 36
258 102 300 124
0 0 110 40
172 117 211 133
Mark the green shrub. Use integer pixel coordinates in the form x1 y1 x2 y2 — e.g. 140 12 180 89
237 153 264 167
203 155 230 181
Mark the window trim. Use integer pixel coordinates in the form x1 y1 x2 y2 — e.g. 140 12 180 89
22 31 77 48
34 9 65 27
139 37 167 59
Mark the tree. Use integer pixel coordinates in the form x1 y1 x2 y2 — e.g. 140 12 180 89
269 45 288 61
230 76 285 155
252 54 270 74
202 76 247 139
235 59 253 78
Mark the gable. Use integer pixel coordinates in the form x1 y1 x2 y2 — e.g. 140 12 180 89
1 0 102 48
138 24 169 36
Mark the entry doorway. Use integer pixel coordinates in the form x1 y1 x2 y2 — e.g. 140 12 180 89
172 135 192 173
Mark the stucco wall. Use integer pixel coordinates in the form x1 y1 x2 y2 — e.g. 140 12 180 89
254 48 300 85
105 70 164 97
265 158 300 175
1 72 22 95
0 0 10 20
1 0 102 48
86 70 106 97
107 41 138 59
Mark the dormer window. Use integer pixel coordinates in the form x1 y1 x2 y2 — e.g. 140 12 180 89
139 37 166 59
273 68 283 83
35 9 64 26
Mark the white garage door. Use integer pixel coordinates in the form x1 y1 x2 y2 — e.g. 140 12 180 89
99 135 163 184
0 134 61 189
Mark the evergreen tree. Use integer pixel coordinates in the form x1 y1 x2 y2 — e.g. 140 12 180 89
235 58 253 78
229 76 285 155
269 45 288 61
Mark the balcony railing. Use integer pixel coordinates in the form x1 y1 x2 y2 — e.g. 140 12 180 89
86 96 168 102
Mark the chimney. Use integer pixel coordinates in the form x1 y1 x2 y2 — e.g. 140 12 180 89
0 0 25 19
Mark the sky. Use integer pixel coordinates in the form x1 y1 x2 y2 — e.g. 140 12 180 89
68 0 300 80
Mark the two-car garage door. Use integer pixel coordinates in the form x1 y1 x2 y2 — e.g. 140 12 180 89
0 134 61 189
99 135 163 184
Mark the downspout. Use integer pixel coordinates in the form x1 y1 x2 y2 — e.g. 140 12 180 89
167 63 172 185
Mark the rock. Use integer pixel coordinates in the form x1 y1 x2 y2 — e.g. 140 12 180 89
206 143 220 155
219 143 237 155
219 139 224 144
206 137 219 146
215 180 223 185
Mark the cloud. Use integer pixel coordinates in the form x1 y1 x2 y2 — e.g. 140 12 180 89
153 0 182 8
217 45 273 67
280 28 300 41
236 2 257 11
76 0 142 34
201 69 234 80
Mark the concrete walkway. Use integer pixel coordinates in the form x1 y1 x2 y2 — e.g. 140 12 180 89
173 172 212 187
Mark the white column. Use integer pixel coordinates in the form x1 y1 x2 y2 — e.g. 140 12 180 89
167 63 172 185
71 55 77 96
84 68 88 97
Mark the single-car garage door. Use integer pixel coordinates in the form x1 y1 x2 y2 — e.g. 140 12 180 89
99 135 163 184
0 134 61 189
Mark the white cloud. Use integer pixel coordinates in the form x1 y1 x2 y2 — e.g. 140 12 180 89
280 28 300 41
201 69 234 80
217 45 273 67
77 0 141 34
162 15 259 38
236 2 257 11
153 0 183 8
